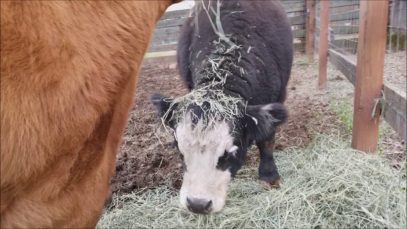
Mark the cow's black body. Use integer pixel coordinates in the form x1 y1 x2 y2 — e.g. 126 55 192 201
153 1 293 210
178 0 293 105
175 0 293 184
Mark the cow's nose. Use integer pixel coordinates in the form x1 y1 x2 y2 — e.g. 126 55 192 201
186 197 212 214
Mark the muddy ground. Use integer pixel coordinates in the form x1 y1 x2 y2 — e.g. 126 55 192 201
110 54 405 195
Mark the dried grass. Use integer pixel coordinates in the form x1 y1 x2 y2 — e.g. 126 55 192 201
97 135 406 229
161 0 247 131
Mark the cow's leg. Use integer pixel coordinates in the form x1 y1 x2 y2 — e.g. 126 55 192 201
256 132 281 188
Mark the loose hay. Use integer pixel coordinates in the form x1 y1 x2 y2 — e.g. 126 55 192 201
163 89 244 129
98 136 406 229
161 0 247 132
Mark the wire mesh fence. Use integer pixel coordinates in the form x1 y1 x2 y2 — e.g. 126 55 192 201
315 0 359 56
315 0 406 55
314 0 406 141
388 0 407 52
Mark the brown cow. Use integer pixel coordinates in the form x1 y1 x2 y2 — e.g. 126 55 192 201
0 1 179 227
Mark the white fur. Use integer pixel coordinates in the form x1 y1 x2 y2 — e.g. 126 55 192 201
227 145 239 153
176 114 235 213
261 104 281 123
261 103 274 111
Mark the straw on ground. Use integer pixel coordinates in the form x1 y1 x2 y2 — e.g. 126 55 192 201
98 135 406 229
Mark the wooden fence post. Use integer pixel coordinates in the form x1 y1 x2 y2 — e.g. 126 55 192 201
306 0 316 63
351 0 389 153
318 0 329 89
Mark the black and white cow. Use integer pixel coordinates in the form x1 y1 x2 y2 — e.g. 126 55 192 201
152 0 293 214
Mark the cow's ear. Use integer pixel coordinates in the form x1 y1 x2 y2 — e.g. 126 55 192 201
244 103 287 142
151 93 177 128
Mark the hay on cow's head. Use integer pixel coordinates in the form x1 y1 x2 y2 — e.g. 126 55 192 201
161 40 245 131
97 135 406 229
162 88 244 130
159 0 249 131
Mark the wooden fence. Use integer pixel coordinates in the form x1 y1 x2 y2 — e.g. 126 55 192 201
312 0 406 151
314 0 406 54
329 49 406 143
147 0 308 54
148 9 190 53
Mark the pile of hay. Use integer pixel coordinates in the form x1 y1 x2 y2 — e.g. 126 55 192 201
97 136 406 229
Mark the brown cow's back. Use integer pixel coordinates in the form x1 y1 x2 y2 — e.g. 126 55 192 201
0 1 176 227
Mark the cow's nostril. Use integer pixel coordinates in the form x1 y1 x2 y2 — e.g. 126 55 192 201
205 200 212 210
186 197 212 214
186 197 192 206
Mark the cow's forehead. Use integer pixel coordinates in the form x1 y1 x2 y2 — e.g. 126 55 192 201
175 116 234 154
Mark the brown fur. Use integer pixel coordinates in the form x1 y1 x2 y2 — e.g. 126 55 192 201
0 1 178 227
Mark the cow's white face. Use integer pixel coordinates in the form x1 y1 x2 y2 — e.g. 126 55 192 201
175 115 238 213
152 94 288 213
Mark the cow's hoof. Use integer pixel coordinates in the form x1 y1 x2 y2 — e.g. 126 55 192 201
258 178 282 189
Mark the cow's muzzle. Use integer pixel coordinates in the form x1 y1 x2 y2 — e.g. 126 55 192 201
186 197 213 214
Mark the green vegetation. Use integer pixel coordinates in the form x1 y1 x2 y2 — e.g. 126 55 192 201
331 100 353 132
388 33 406 51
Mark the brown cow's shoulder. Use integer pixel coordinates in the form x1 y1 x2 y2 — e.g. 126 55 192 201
0 1 177 227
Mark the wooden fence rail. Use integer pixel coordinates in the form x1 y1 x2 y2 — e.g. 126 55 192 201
329 49 406 142
148 1 308 54
314 0 407 149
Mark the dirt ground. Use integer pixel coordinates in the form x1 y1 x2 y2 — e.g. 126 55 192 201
384 51 407 93
111 65 187 194
110 54 405 195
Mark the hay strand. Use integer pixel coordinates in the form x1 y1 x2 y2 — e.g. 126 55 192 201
98 135 406 229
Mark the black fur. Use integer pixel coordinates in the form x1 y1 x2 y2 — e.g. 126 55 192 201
216 147 246 177
178 0 293 104
245 103 288 142
151 94 172 116
151 94 177 128
154 0 293 183
257 138 280 182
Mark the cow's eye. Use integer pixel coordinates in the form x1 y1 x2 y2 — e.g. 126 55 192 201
179 153 187 172
216 151 230 171
222 151 228 158
171 139 179 149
